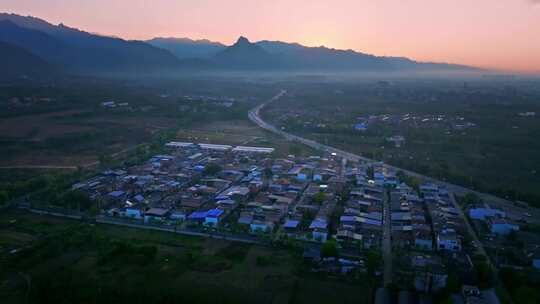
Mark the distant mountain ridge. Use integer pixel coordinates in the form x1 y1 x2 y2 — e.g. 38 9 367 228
147 37 225 59
154 35 476 71
0 12 478 78
0 40 55 79
0 13 181 73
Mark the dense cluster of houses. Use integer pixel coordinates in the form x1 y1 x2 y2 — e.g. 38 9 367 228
73 142 361 245
335 164 386 249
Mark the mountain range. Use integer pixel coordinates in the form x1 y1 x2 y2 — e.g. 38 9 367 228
0 13 477 79
0 40 55 80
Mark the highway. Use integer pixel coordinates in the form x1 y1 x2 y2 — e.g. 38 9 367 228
249 90 503 284
249 90 517 206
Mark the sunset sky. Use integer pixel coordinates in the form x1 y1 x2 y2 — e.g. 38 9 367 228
2 0 540 73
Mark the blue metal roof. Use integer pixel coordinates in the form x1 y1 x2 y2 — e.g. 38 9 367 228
309 219 328 229
284 219 300 228
207 209 224 217
188 211 208 219
108 190 125 197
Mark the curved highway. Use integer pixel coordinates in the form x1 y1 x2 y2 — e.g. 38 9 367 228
250 90 514 205
249 90 501 275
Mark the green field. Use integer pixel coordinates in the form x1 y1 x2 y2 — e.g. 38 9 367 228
0 210 374 304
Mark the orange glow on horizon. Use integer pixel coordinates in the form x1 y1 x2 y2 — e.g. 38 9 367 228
1 0 539 73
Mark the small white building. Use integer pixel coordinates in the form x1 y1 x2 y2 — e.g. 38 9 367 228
198 143 232 151
232 146 274 154
165 141 194 149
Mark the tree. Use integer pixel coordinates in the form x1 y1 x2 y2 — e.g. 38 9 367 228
366 248 382 275
0 190 8 206
366 166 374 179
514 286 538 304
98 154 112 168
446 271 461 293
460 192 482 206
321 239 338 258
60 190 93 211
475 262 495 289
313 191 326 204
202 163 222 176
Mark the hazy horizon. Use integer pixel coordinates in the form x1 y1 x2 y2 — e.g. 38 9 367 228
1 0 540 73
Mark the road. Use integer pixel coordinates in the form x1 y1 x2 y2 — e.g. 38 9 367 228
250 90 518 206
249 90 501 284
448 193 492 267
382 190 393 286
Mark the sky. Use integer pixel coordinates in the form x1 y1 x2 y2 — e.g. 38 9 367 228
2 0 540 73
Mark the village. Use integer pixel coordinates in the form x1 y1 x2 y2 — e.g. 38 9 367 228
67 140 540 303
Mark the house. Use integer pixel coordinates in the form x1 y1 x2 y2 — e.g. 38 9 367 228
414 230 433 251
187 210 208 223
169 210 187 221
336 229 363 245
108 190 125 201
216 199 238 210
419 183 438 194
133 194 145 203
283 219 301 233
297 168 311 181
268 194 294 205
489 218 519 235
250 220 273 233
437 230 461 251
238 211 254 225
373 172 385 186
309 218 329 242
469 206 505 220
354 123 367 131
125 205 145 219
204 208 225 227
144 208 169 223
219 186 250 202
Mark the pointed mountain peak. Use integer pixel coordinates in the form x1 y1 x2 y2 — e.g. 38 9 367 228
235 36 251 45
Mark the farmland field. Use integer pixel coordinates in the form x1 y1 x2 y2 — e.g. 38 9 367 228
0 210 374 304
